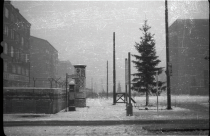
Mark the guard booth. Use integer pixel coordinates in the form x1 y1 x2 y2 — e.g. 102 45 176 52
69 81 76 111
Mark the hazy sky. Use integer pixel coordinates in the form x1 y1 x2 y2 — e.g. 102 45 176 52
11 0 209 91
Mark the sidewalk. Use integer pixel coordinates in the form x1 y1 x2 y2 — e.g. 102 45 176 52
3 96 209 135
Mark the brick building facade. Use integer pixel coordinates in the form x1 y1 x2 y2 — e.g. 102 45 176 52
2 1 31 87
169 19 209 95
29 36 58 88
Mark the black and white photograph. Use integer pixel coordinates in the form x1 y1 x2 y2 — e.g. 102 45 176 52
2 0 209 135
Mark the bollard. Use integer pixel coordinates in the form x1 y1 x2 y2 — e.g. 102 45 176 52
126 103 133 116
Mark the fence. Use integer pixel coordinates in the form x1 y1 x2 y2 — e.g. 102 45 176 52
30 77 67 88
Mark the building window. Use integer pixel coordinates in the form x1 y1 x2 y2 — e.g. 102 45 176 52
25 54 29 62
10 13 14 22
15 33 20 43
4 61 7 72
21 53 25 62
12 64 16 73
4 25 9 36
16 18 21 28
11 46 14 57
16 49 20 60
22 67 25 75
4 42 8 54
17 66 21 74
5 7 9 18
26 69 29 76
21 37 24 46
11 29 15 39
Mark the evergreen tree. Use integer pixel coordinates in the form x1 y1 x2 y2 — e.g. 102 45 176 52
132 20 164 106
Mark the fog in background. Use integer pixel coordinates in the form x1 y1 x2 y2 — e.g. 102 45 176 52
11 0 209 92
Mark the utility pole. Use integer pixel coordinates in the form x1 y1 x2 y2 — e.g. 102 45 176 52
113 32 116 105
91 78 93 98
128 53 131 105
156 71 159 112
127 52 133 116
107 61 108 99
165 0 172 109
66 73 68 112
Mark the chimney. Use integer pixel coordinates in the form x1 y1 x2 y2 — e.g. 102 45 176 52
15 8 19 13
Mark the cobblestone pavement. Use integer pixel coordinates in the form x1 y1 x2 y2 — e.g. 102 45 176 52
4 125 151 136
4 125 209 136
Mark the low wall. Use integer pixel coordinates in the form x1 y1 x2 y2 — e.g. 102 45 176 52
3 87 66 114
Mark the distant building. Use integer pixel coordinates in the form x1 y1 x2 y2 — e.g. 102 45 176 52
169 19 209 95
57 60 74 81
2 1 31 87
29 36 58 87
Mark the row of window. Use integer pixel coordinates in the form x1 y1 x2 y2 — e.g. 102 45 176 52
4 7 30 30
3 42 29 62
4 61 29 76
4 24 25 46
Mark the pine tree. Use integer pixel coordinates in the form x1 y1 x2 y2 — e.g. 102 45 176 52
132 20 164 106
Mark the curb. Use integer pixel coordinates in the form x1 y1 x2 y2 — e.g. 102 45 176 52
3 119 209 127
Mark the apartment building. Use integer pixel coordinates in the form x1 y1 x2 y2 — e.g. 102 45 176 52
30 36 58 87
2 1 31 87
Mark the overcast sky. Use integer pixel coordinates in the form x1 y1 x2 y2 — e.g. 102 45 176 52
11 0 209 92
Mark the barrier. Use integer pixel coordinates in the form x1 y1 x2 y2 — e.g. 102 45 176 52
3 87 66 114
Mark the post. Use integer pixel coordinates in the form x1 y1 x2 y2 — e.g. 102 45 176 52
128 53 131 105
156 71 159 112
113 32 116 105
165 0 172 109
107 61 108 99
66 73 68 112
127 52 133 116
91 78 93 98
125 58 128 102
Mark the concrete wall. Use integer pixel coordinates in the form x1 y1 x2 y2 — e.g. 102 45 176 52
3 87 66 114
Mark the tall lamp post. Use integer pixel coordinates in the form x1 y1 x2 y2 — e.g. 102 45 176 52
113 32 116 105
107 61 108 99
165 0 172 109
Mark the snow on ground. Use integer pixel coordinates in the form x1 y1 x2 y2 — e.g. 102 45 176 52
133 94 209 106
3 95 209 121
